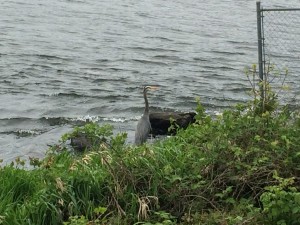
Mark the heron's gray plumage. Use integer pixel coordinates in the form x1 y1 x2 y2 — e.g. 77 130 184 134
135 114 151 145
135 86 153 145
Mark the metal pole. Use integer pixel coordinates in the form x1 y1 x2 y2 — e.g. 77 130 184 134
256 1 264 101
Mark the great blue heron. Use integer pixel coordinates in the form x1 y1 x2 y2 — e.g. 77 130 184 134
135 86 158 145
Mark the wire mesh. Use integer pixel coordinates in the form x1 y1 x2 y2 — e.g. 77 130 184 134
261 8 300 104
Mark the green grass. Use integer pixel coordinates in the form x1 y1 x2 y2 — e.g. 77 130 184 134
1 100 300 225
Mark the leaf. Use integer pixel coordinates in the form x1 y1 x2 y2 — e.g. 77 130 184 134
271 207 279 217
225 197 236 205
170 175 182 183
292 207 300 214
235 216 243 221
271 140 279 147
94 206 107 214
294 193 300 204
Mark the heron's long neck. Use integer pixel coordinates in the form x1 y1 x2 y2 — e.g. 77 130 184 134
143 90 149 115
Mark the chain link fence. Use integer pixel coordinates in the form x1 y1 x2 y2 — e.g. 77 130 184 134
257 2 300 105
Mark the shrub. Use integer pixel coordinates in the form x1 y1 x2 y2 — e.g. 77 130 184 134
1 88 300 224
260 172 300 224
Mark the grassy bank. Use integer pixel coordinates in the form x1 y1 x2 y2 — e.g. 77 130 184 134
1 99 300 225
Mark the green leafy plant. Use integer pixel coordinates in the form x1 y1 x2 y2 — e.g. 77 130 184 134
63 207 108 225
260 172 300 224
245 63 289 114
134 211 176 225
61 123 113 145
63 215 88 225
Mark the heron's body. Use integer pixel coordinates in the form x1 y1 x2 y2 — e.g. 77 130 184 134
135 113 151 145
135 86 157 145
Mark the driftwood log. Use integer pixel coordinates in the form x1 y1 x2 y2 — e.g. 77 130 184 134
150 112 196 135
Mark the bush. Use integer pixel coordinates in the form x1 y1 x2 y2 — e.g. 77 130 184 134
260 173 300 225
1 96 300 224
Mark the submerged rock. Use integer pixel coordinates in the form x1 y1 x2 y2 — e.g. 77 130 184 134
150 112 196 135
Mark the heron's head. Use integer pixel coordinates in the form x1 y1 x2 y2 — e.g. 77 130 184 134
144 85 159 92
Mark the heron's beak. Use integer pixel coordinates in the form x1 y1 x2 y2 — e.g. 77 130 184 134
148 86 159 91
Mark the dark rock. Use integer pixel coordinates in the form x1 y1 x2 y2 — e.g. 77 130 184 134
70 132 107 152
70 133 92 152
149 112 196 135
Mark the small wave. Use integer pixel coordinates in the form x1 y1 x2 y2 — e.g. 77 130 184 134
226 40 252 45
152 55 183 62
70 116 135 123
204 110 223 117
17 53 71 61
92 78 126 83
103 117 126 123
136 12 155 19
0 117 33 127
202 65 235 71
228 87 252 93
133 59 168 66
43 92 95 98
193 57 209 62
103 115 142 123
17 129 41 135
12 129 42 138
41 117 70 126
1 116 129 127
95 59 110 63
36 54 71 61
145 36 174 42
56 92 82 97
211 50 246 56
0 116 70 127
1 80 12 84
107 67 124 71
129 46 179 52
65 0 86 3
70 115 100 123
81 67 104 73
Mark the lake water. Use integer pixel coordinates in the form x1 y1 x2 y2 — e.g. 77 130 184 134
1 0 300 164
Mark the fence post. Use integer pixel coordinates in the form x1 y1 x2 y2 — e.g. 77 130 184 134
256 1 264 101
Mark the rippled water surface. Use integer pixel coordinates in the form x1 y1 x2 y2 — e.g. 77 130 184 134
1 0 300 163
